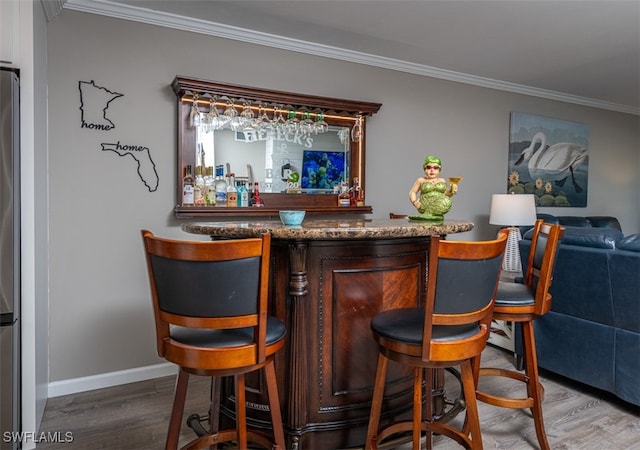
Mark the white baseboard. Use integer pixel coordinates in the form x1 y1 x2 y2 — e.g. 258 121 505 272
47 362 178 398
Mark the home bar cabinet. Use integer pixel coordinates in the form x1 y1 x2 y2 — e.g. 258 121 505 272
174 77 472 447
183 220 474 449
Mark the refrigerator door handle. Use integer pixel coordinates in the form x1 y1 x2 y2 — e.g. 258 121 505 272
0 312 16 326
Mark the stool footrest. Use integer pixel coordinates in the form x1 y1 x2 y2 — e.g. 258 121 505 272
476 367 546 410
181 429 275 450
479 367 528 383
374 420 473 449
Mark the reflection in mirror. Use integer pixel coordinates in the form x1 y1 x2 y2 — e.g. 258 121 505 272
196 126 350 194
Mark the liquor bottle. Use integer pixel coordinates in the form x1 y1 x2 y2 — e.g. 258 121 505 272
352 177 365 207
349 178 358 207
238 181 249 207
253 182 264 207
338 179 351 207
205 166 216 206
356 185 365 207
215 165 227 207
182 165 195 206
194 166 205 205
226 173 238 207
249 181 256 206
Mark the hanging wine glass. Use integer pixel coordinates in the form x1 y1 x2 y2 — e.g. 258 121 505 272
223 99 243 131
240 101 255 130
205 96 220 131
286 109 300 134
351 115 363 142
189 93 202 129
300 110 314 135
255 104 274 136
272 105 287 134
314 111 329 134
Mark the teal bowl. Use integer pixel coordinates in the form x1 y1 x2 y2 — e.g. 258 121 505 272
279 210 306 226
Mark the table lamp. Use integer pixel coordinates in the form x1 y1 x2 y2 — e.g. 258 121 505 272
489 193 537 272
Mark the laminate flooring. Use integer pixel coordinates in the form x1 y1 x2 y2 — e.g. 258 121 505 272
36 345 639 449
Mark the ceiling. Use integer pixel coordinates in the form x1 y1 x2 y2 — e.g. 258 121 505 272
61 0 640 114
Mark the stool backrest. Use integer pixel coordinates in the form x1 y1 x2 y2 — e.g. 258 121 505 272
422 231 508 361
141 230 272 365
523 220 565 315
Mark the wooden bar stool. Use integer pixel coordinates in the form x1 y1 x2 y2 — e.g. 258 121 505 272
472 220 564 450
141 231 285 450
365 231 508 450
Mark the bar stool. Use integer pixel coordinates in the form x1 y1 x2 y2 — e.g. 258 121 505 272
365 231 508 450
141 231 285 450
472 220 564 450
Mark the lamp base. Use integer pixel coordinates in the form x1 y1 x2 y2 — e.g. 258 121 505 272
503 227 522 272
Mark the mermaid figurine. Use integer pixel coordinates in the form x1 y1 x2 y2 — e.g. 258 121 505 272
408 156 461 221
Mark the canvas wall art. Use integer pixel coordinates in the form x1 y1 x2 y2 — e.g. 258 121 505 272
508 112 589 207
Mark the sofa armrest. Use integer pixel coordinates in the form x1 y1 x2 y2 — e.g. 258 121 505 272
586 216 622 231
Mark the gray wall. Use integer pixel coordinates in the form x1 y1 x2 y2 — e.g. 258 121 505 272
46 11 639 386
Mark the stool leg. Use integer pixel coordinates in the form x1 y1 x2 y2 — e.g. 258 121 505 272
412 367 423 450
424 368 433 450
461 354 481 437
522 321 550 450
264 359 285 449
166 369 189 450
460 360 483 450
235 374 248 450
209 376 221 450
365 353 389 450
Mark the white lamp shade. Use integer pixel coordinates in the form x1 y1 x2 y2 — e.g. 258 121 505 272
489 194 537 226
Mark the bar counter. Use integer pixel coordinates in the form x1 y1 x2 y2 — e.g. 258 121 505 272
182 218 474 449
182 217 474 240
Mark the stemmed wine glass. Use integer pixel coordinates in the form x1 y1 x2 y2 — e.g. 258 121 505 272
254 104 272 132
285 108 300 134
189 93 202 129
240 102 255 131
204 96 220 132
313 111 329 134
222 99 243 131
351 115 363 142
299 110 314 135
271 105 287 133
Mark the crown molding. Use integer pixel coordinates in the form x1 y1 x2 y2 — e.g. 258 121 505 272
41 0 67 22
64 0 638 116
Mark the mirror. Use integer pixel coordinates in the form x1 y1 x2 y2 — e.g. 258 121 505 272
172 76 381 217
197 126 350 194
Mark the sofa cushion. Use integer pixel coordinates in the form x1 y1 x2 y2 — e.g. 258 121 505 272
560 226 623 249
586 216 622 231
518 213 560 236
617 233 640 252
537 213 560 224
557 216 593 227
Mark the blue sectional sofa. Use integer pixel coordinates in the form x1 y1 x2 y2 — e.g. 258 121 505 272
518 215 640 406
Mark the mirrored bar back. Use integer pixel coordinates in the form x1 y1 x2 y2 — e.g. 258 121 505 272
172 76 382 217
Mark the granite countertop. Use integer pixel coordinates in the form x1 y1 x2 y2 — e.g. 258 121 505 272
182 218 474 240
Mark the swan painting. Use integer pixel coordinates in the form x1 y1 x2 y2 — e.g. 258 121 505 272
515 131 588 193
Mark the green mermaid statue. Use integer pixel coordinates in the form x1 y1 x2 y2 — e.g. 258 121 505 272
408 156 461 221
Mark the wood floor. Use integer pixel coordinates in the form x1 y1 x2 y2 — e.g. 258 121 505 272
36 345 639 449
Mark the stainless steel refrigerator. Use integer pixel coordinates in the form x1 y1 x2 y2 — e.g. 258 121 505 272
0 67 21 450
